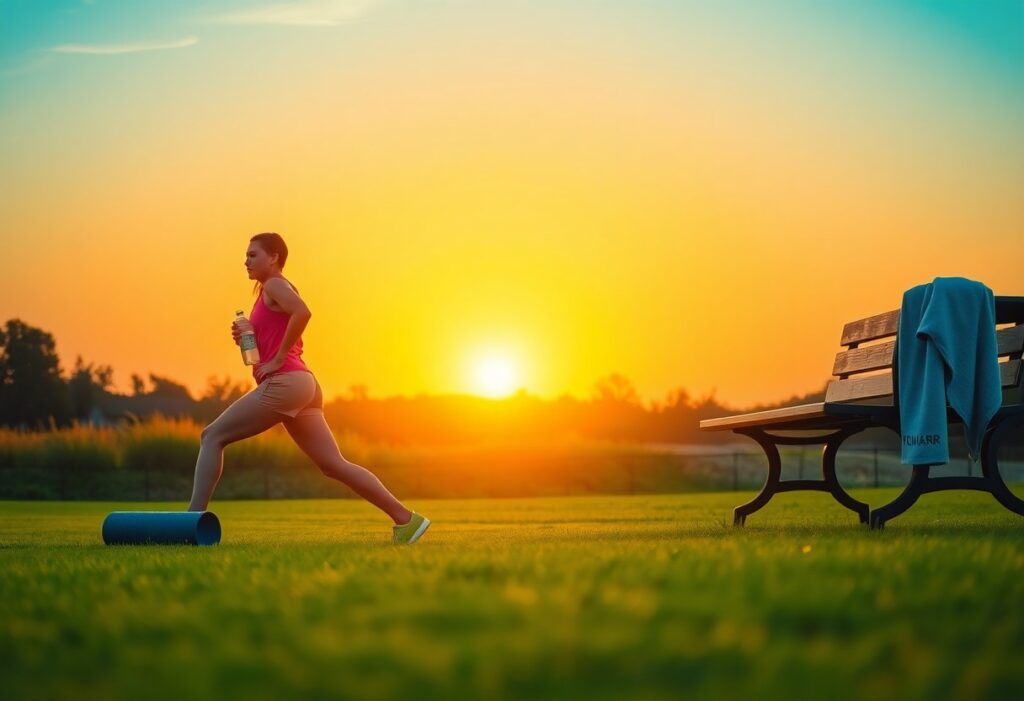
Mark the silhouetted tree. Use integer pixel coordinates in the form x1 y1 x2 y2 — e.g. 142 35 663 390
0 318 73 430
67 354 115 422
591 373 641 404
347 383 369 401
146 373 193 401
195 374 249 423
586 373 646 441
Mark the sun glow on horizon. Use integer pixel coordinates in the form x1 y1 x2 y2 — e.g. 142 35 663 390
473 354 520 398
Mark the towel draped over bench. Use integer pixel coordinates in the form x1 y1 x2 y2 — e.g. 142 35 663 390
897 277 1001 465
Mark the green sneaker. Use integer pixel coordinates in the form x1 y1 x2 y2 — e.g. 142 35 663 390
392 512 431 545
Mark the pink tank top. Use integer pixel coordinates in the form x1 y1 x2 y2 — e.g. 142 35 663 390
249 286 311 381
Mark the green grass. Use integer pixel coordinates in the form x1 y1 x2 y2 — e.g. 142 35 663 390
2 489 1024 701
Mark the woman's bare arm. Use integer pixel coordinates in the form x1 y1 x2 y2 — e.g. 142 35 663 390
264 278 312 317
264 278 312 360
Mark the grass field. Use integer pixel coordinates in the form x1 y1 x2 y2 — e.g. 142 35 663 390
2 489 1023 701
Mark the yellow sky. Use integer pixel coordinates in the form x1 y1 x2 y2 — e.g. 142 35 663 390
2 1 1022 407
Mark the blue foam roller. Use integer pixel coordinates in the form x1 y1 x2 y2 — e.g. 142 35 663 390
102 511 221 546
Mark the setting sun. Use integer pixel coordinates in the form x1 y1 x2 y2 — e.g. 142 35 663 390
474 355 519 398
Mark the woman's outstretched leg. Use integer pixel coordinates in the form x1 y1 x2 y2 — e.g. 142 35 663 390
283 412 413 525
188 390 286 511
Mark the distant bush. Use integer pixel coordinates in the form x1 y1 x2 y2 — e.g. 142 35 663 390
118 414 199 476
40 431 119 474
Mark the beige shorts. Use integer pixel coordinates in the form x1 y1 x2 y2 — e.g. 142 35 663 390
256 371 323 418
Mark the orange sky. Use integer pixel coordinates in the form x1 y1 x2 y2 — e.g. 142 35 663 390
2 1 1022 407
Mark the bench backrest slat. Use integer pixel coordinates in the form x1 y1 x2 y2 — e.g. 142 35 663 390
832 341 895 376
832 325 1024 377
825 359 1022 403
827 297 1024 406
825 373 894 402
840 310 899 346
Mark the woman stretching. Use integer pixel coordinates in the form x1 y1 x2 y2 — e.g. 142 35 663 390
187 232 431 545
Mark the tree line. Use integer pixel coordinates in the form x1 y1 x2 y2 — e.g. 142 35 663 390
0 317 828 445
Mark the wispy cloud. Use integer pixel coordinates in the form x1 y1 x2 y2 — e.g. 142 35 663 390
204 0 381 27
50 35 199 55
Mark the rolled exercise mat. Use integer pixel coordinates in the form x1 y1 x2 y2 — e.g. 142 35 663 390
102 511 221 546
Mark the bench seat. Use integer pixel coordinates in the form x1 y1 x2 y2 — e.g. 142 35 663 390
700 402 874 431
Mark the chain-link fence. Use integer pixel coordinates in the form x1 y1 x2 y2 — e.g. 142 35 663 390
2 441 1023 501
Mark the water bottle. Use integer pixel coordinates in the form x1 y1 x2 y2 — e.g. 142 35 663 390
235 310 260 365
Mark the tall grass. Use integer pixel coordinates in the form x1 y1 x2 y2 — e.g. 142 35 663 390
0 417 702 501
1 417 1021 502
0 416 371 500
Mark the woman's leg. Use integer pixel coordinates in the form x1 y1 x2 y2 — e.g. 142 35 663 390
188 390 286 511
282 412 413 525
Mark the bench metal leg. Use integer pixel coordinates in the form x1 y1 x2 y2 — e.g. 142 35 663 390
981 415 1024 518
822 431 871 524
870 465 928 530
733 426 869 526
733 432 782 526
870 414 1024 529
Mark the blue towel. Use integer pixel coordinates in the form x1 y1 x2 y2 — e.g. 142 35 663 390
897 277 1001 465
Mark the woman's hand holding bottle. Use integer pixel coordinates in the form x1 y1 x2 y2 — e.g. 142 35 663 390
234 310 260 365
232 318 253 345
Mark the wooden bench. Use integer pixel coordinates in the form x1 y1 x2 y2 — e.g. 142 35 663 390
699 296 1024 529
